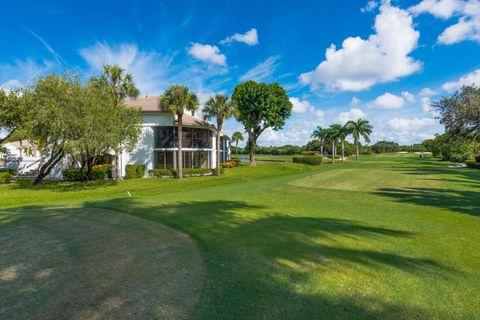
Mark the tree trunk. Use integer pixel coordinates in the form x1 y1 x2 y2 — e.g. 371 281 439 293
320 144 323 156
216 124 222 176
332 142 335 164
235 141 239 158
355 138 359 162
248 132 256 166
341 139 345 161
33 148 65 185
177 114 183 179
114 154 121 180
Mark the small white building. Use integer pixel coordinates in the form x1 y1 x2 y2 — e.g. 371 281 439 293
2 96 230 179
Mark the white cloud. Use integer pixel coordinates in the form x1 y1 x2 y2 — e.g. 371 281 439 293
373 92 406 109
420 87 437 96
0 80 22 93
402 91 415 103
221 28 259 46
187 43 227 66
239 56 280 82
350 97 361 106
442 69 480 91
0 58 57 90
388 117 436 132
80 42 174 95
337 108 367 124
300 2 421 92
290 97 314 113
410 0 480 44
361 1 379 13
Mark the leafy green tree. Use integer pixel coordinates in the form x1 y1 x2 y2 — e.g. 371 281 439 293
203 94 235 176
371 141 400 153
160 85 199 179
338 124 352 161
26 74 84 185
95 65 140 179
328 124 343 163
232 81 292 166
346 118 373 161
231 131 244 158
0 89 29 144
311 126 326 155
68 79 141 181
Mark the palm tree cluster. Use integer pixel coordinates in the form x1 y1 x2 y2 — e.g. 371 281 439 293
311 119 373 162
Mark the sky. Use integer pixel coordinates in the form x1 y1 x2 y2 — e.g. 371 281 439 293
1 0 480 146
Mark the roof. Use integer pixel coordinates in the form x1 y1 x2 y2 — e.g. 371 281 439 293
125 96 214 128
124 95 162 112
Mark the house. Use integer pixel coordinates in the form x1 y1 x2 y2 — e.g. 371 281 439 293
2 140 42 176
2 95 230 179
119 95 230 177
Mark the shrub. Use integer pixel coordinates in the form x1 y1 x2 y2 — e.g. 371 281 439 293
475 155 480 163
301 151 317 156
62 167 107 181
450 152 470 163
147 169 173 177
466 160 480 169
0 168 17 175
292 156 323 165
0 172 11 184
171 168 216 178
221 159 240 168
125 164 145 179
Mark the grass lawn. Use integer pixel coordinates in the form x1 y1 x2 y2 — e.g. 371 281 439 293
1 154 479 319
236 153 299 161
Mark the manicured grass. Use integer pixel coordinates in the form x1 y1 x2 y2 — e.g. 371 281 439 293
237 153 299 161
1 154 479 319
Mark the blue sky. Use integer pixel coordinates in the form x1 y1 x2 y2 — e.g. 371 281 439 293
1 0 480 146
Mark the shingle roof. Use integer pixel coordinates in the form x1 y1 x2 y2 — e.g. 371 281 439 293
125 96 214 128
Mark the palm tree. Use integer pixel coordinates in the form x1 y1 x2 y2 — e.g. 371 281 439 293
99 64 139 179
339 124 352 161
329 124 343 164
311 126 326 155
346 118 373 161
232 131 244 159
202 94 234 176
160 85 199 179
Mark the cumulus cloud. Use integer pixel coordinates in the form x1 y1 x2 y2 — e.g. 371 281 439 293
221 28 259 45
290 97 314 113
350 97 361 106
239 56 280 82
361 1 379 13
442 69 480 91
373 92 406 109
300 2 421 92
410 0 480 44
402 91 415 103
388 117 436 131
0 58 57 91
337 108 367 124
187 43 227 66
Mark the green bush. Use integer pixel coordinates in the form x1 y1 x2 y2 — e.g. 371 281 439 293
475 155 480 163
62 167 107 181
0 172 11 184
0 168 18 175
466 160 480 169
292 156 323 165
171 168 216 178
125 164 145 179
147 169 173 177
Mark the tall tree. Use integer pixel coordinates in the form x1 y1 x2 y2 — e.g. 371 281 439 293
27 74 84 185
232 81 292 166
160 85 199 179
328 124 343 164
346 118 373 161
311 126 326 155
202 94 234 176
68 79 141 181
232 131 244 158
96 65 139 179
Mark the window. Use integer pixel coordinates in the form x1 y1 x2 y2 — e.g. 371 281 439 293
154 151 174 169
154 127 175 148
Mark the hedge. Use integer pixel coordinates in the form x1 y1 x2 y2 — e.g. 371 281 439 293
147 169 173 177
0 168 18 176
0 172 11 184
125 164 145 179
221 158 240 168
466 160 480 169
292 156 323 165
62 167 107 181
171 168 213 177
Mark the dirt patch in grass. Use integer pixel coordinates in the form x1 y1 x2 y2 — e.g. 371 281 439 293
0 206 205 320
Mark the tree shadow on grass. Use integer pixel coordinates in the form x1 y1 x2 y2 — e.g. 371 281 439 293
375 187 480 218
86 198 453 319
11 179 117 192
